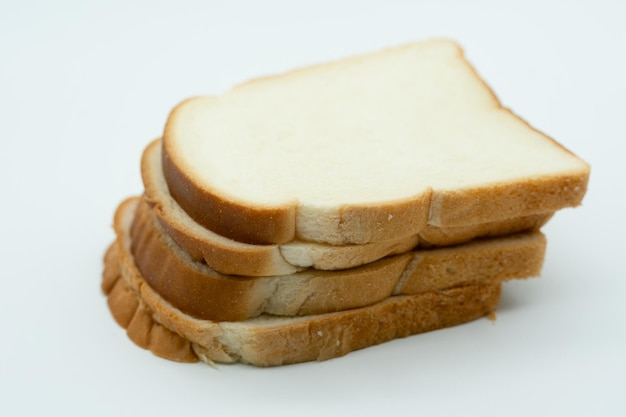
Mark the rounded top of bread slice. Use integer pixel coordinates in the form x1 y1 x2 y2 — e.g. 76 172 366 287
163 39 589 245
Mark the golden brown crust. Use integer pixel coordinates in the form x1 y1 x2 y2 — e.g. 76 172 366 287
157 212 296 275
129 201 261 321
162 130 296 245
143 139 299 275
105 236 502 366
101 244 120 294
128 197 410 321
225 284 502 366
419 211 553 246
399 233 545 295
333 195 431 245
102 244 198 363
116 197 544 322
428 172 589 227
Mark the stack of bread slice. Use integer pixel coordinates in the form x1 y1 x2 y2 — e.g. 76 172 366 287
102 40 589 366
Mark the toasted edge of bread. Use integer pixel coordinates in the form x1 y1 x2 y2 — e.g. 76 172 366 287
103 239 503 366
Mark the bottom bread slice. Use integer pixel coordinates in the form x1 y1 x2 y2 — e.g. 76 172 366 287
103 242 503 366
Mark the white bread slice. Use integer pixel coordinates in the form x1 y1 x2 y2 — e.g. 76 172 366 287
144 139 553 276
118 197 545 322
104 237 503 366
162 39 589 245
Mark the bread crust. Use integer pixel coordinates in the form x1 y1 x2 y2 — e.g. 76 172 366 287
427 171 588 227
161 41 589 245
102 245 198 363
103 235 504 366
115 197 545 322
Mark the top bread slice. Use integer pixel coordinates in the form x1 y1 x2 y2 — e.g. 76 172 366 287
162 39 590 245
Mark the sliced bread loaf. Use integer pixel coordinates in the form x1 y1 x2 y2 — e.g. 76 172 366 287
162 39 589 245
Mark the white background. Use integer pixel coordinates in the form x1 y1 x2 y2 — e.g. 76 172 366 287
2 1 625 416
